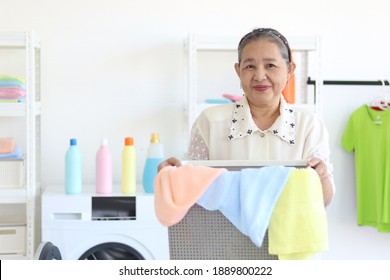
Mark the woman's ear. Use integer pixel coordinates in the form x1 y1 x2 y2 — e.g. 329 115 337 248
234 63 240 77
288 61 296 79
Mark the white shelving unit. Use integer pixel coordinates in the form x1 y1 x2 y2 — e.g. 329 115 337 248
185 34 322 134
0 31 41 259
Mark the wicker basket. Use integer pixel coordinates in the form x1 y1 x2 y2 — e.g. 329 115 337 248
0 159 25 189
0 216 26 254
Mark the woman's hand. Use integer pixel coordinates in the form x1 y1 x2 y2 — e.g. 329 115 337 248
307 158 334 207
158 157 182 172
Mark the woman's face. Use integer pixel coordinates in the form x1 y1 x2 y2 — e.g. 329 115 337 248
235 39 295 107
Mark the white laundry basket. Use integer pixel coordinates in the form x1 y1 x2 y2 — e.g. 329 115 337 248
0 216 26 255
0 159 25 189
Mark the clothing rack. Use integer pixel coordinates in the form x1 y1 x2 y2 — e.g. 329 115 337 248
307 78 389 102
307 77 390 86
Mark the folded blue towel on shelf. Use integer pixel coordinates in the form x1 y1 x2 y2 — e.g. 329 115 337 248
0 145 23 159
0 75 26 89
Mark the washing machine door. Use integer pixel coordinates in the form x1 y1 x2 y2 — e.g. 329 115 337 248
78 242 145 260
34 242 62 260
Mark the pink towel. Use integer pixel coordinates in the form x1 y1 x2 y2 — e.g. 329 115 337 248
154 165 227 226
0 87 26 99
0 137 16 154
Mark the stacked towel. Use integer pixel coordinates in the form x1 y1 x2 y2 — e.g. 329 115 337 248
0 75 26 102
154 165 328 260
0 137 23 159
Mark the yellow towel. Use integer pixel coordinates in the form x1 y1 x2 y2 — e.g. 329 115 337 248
268 168 328 260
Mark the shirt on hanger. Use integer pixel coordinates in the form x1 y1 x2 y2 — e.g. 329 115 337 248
342 104 390 232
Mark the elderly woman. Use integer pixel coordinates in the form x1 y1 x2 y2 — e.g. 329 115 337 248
160 28 334 207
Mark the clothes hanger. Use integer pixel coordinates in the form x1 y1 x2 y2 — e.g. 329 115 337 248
370 80 390 125
382 79 390 110
369 80 389 111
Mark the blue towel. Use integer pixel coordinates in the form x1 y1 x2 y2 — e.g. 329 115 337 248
0 80 26 89
0 75 26 89
197 166 294 246
0 145 23 159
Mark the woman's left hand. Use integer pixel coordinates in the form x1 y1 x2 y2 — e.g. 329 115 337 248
307 158 334 207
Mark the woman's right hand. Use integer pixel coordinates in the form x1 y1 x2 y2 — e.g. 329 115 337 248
158 157 182 172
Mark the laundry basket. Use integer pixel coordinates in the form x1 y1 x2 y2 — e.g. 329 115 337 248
0 159 25 189
167 160 307 260
168 204 277 260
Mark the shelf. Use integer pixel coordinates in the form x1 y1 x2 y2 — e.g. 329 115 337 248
0 31 40 260
0 188 27 204
0 215 26 226
0 32 40 48
0 101 41 116
185 34 318 52
0 254 29 261
0 254 29 260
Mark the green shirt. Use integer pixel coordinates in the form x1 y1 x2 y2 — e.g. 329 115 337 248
342 105 390 232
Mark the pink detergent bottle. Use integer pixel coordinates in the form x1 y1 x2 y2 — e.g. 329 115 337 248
96 138 113 194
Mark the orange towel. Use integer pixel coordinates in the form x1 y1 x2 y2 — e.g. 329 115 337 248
0 137 16 154
154 165 227 226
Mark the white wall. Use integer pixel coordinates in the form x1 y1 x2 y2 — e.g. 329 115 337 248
1 0 390 259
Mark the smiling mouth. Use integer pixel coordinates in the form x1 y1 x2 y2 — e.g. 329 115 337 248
254 85 270 91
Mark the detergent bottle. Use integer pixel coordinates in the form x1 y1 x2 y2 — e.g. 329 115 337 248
142 132 164 193
65 138 82 194
121 137 136 194
96 138 113 194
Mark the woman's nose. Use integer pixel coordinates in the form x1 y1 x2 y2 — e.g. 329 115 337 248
253 67 266 81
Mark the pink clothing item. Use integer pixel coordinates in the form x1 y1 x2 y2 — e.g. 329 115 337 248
0 137 16 154
154 165 227 226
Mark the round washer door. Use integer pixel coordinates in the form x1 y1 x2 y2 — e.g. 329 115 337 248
35 242 62 260
78 242 145 260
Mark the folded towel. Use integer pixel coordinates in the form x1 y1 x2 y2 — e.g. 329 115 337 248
268 168 328 259
0 98 25 102
0 87 26 99
0 75 25 82
222 93 243 102
197 166 293 247
0 75 26 89
154 165 227 226
0 137 16 154
0 145 23 159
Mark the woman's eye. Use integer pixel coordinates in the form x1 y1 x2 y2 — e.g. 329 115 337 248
244 64 255 70
267 64 276 68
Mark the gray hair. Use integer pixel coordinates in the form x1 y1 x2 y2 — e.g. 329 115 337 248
237 28 292 66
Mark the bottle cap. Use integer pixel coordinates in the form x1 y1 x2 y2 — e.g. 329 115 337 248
125 137 134 146
101 138 108 146
150 132 160 143
70 138 77 146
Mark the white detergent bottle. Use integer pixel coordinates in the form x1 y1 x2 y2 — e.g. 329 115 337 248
96 138 113 194
142 132 164 193
65 138 82 194
121 137 136 194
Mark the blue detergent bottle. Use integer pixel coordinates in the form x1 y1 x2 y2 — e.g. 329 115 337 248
65 138 82 194
142 133 164 193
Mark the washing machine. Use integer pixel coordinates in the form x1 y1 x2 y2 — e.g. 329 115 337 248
40 185 170 260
